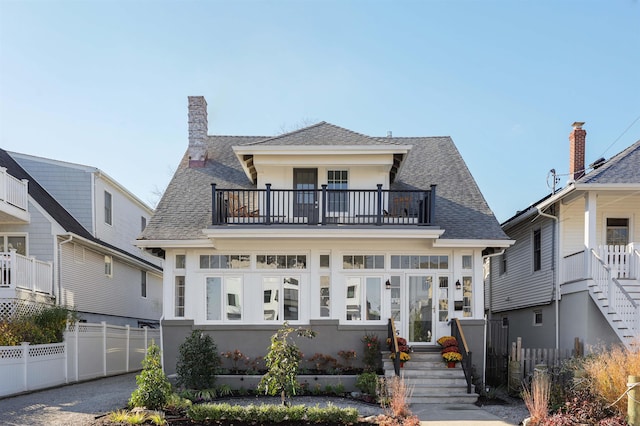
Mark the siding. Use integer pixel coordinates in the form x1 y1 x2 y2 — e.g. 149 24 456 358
0 201 55 262
491 215 555 312
59 242 162 322
12 156 94 231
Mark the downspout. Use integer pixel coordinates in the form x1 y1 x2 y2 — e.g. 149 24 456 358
536 207 559 349
57 235 74 306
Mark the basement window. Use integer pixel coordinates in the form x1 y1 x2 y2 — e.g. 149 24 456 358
533 310 543 326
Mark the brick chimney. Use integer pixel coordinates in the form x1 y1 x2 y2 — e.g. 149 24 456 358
569 121 586 181
188 96 208 168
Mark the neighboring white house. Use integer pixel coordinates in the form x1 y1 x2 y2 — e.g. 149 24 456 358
0 149 163 327
486 123 640 351
137 96 512 375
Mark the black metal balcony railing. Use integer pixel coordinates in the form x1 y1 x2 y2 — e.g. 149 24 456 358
211 183 436 226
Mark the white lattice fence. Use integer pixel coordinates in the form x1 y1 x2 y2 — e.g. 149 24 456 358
0 298 49 321
0 322 159 398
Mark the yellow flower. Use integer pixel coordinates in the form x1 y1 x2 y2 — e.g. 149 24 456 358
442 351 462 362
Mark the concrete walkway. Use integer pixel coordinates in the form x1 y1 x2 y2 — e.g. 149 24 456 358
0 373 516 425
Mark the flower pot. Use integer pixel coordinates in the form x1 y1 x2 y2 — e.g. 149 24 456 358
447 362 456 368
400 362 405 368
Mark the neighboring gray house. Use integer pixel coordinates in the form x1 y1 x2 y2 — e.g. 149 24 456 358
487 123 640 351
137 96 512 380
0 149 163 327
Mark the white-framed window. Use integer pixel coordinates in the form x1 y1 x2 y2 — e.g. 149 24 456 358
345 276 382 321
533 229 542 271
175 254 186 269
141 271 147 298
104 255 112 277
462 255 472 270
606 218 629 245
390 255 449 270
256 254 307 269
205 276 243 321
462 276 472 317
343 255 384 269
200 254 250 269
502 316 509 328
0 234 27 256
533 310 543 326
327 170 348 213
104 191 112 225
319 254 330 268
438 276 449 322
320 275 330 318
500 251 507 275
175 276 185 317
263 276 300 321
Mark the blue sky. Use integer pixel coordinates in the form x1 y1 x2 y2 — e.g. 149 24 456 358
1 0 638 222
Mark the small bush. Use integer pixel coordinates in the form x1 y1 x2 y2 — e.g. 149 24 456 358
356 372 379 396
129 343 172 410
362 333 382 373
0 306 76 345
187 402 357 423
176 330 221 390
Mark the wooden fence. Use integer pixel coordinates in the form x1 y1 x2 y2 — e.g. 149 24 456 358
508 337 576 393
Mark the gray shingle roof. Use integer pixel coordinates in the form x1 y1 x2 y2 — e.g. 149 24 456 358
141 123 508 242
578 139 640 184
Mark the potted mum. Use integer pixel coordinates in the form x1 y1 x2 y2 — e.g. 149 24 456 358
437 335 462 368
387 336 411 367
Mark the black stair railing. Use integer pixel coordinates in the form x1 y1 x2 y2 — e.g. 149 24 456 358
451 318 473 393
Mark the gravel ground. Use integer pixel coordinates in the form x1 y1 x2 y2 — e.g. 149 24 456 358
0 373 529 425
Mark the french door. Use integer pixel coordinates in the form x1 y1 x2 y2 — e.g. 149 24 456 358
293 168 318 224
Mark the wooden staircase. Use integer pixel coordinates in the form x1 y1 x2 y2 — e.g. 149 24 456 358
382 348 478 404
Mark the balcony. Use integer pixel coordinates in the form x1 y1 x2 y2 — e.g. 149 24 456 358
0 250 53 295
211 184 436 227
0 167 29 223
561 243 640 283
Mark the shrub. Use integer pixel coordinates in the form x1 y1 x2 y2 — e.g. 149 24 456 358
356 372 379 396
582 342 640 415
257 321 316 404
545 388 624 425
0 306 76 345
176 330 221 390
522 369 551 426
187 402 358 423
129 342 172 410
362 333 382 372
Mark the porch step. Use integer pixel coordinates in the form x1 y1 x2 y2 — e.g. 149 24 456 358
382 351 477 405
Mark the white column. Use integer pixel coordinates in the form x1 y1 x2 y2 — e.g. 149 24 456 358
584 192 597 276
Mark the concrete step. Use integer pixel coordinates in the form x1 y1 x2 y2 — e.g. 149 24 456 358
384 369 468 379
408 393 478 404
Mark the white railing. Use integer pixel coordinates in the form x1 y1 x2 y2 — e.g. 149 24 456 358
590 249 639 339
599 245 631 279
562 250 586 283
0 250 53 295
0 322 160 397
0 167 28 212
632 246 640 280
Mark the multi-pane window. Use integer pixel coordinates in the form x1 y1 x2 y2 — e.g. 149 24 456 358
606 218 629 245
343 255 384 269
206 276 242 321
0 235 27 255
104 191 112 225
345 277 382 321
462 276 472 317
256 254 307 269
533 229 542 271
320 275 330 317
200 255 250 269
533 310 543 326
327 170 348 212
175 276 185 317
390 255 448 270
141 271 147 298
104 256 112 277
438 277 449 322
263 276 299 321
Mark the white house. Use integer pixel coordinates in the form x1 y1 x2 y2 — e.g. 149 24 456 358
0 149 163 327
137 96 512 384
